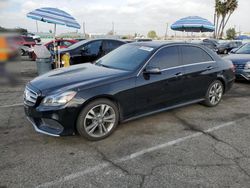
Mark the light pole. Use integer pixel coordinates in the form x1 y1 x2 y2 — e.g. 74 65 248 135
164 23 169 40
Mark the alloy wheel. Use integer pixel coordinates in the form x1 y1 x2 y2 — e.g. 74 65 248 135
84 104 116 138
208 82 223 105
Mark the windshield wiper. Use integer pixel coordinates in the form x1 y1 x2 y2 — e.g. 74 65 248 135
95 63 111 68
100 64 111 68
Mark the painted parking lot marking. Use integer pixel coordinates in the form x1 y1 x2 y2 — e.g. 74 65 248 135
36 119 240 188
0 103 23 108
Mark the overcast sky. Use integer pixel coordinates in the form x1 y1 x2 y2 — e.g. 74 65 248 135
0 0 249 36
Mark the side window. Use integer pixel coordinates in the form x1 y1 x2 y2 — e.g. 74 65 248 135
102 41 123 53
63 41 73 47
111 41 124 49
148 46 179 69
83 41 102 55
181 46 213 65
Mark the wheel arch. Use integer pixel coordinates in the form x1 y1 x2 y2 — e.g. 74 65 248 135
216 76 226 94
79 94 124 122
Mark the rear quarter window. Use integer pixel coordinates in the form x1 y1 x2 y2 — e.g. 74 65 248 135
181 46 213 65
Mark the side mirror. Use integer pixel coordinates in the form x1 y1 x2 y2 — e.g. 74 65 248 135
144 66 161 74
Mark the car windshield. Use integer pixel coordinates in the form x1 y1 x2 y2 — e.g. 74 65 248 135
235 43 250 54
95 44 154 71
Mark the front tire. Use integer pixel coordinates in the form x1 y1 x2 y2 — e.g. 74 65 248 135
76 99 119 141
203 80 224 107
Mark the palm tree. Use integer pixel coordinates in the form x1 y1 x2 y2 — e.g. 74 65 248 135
214 0 223 38
219 0 238 38
214 0 238 39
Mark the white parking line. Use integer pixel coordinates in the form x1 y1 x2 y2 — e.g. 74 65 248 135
36 120 238 188
0 103 23 108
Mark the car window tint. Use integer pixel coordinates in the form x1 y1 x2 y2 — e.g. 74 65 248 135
148 46 179 69
63 41 73 46
112 41 124 48
181 46 213 65
103 41 123 52
84 41 102 55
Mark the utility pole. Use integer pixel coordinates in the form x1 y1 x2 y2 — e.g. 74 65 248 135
83 21 86 38
112 22 114 35
36 20 39 33
164 23 169 40
213 13 216 39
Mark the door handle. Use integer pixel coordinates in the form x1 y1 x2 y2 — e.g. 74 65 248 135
206 66 214 71
175 72 183 77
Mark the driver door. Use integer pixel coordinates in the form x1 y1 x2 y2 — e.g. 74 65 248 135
135 46 185 115
71 40 102 64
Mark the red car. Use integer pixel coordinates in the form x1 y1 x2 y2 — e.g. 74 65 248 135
7 35 36 47
45 39 77 51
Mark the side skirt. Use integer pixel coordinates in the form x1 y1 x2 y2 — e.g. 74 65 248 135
122 98 205 123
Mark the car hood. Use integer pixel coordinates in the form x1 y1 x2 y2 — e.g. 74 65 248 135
223 54 250 64
30 63 129 95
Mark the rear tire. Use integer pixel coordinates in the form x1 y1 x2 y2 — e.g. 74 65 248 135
76 99 119 141
203 80 224 107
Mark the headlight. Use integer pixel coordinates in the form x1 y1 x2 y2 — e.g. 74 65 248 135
244 62 250 69
41 91 76 106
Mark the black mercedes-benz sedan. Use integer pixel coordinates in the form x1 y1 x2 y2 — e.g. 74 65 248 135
24 42 235 140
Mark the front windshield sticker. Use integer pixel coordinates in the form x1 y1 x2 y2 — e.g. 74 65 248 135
139 46 154 52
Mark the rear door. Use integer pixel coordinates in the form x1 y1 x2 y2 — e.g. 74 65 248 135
135 46 185 114
180 45 217 101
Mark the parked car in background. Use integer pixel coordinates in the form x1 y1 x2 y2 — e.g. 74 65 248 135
45 39 77 51
135 38 152 42
195 41 217 52
7 35 36 47
75 38 86 42
58 39 126 65
203 38 219 46
24 42 235 140
224 43 250 81
27 33 41 43
7 35 36 56
201 39 219 52
216 41 242 54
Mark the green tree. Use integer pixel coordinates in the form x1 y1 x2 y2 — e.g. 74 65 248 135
147 30 157 39
214 0 238 39
226 28 236 39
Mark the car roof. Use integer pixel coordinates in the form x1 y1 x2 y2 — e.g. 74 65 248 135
130 41 202 49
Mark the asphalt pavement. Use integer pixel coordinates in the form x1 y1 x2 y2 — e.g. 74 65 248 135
0 58 250 188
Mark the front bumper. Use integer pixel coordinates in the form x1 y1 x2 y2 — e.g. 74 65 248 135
26 116 61 137
235 69 250 81
24 101 83 136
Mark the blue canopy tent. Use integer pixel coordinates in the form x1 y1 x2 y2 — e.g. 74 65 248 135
171 16 215 33
27 7 80 67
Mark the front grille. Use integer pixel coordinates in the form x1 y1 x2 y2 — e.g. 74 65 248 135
235 64 245 70
24 86 38 106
